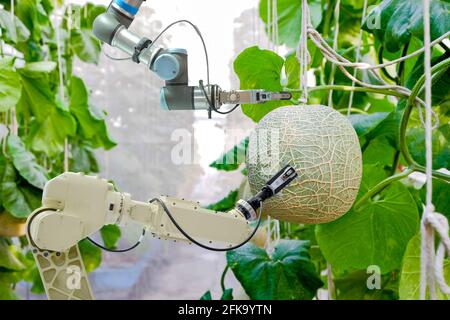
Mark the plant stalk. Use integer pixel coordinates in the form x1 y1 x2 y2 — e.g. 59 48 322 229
220 265 229 292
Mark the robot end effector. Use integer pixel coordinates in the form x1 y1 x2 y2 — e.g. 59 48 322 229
92 0 292 113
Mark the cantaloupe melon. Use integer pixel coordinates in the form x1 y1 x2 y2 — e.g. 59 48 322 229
246 105 362 224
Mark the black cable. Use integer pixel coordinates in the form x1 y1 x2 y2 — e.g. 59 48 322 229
149 198 262 252
199 80 240 115
87 228 146 253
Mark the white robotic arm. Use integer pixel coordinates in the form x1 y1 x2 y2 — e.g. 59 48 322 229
26 167 297 300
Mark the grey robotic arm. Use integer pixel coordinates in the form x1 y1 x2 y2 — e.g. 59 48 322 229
93 0 292 113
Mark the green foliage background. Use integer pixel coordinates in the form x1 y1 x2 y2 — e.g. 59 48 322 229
205 0 450 300
0 0 120 299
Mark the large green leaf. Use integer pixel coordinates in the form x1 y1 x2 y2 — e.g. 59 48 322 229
226 240 323 299
16 0 50 43
316 164 419 274
259 0 322 48
71 29 101 64
20 61 56 74
209 137 248 171
365 109 403 149
200 290 212 300
0 57 22 112
234 47 291 122
20 250 44 294
68 3 104 64
405 50 450 110
362 137 397 167
17 62 57 121
333 269 399 300
199 289 234 300
0 157 42 218
7 135 48 189
407 124 450 171
207 190 238 212
100 225 121 250
362 0 450 53
0 8 30 43
356 164 389 200
348 112 390 137
70 141 99 173
28 105 77 156
399 234 450 299
69 76 116 150
0 272 20 300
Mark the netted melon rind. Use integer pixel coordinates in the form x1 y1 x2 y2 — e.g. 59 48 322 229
246 105 362 224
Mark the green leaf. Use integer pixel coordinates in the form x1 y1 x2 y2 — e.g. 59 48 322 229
0 57 22 112
316 165 419 274
69 76 116 150
419 178 450 220
207 190 239 212
362 0 450 53
16 0 50 43
405 50 450 110
199 289 233 300
70 141 99 173
362 137 397 167
71 29 101 64
227 240 323 300
28 105 77 156
0 238 26 271
68 3 105 29
357 164 389 199
285 53 300 89
20 250 44 294
259 0 322 48
0 272 20 300
0 8 30 43
7 135 48 189
200 290 212 300
399 234 450 299
209 137 248 171
0 157 42 218
407 124 450 170
79 239 102 273
334 269 399 300
100 225 121 250
221 288 233 300
20 61 56 74
348 112 389 137
366 109 402 149
234 47 291 122
17 64 56 121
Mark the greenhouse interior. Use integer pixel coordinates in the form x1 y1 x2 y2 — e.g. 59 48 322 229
0 0 449 304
